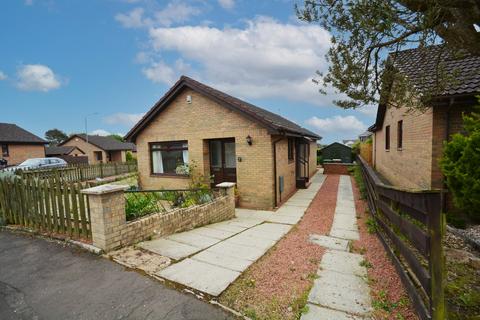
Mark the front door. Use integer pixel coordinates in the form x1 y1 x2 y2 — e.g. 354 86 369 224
210 138 237 185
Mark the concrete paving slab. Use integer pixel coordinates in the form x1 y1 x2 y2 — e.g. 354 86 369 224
204 222 247 233
301 304 362 320
308 271 371 315
157 258 240 296
227 233 276 250
192 250 252 272
266 214 301 225
239 226 289 241
329 228 360 240
206 241 266 262
309 234 349 251
187 226 237 240
274 206 304 217
139 239 201 260
331 214 358 232
249 222 292 236
227 218 263 228
320 250 366 277
166 232 220 249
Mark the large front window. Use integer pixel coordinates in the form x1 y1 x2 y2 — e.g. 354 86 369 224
151 141 189 175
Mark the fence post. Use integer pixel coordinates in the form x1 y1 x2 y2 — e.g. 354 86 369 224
100 162 104 178
216 182 236 216
428 193 446 320
81 184 129 252
114 162 118 175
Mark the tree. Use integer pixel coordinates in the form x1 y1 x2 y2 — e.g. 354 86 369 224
108 134 124 142
296 0 480 109
45 129 68 145
440 101 480 222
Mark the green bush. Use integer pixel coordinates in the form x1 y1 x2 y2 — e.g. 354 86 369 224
440 104 480 222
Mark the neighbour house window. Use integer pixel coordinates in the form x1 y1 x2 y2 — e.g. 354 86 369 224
1 144 8 157
151 141 189 175
94 151 103 162
397 120 403 150
288 138 294 161
385 125 390 150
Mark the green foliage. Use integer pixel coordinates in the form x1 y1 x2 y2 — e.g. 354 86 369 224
372 290 399 313
440 104 480 221
351 140 361 155
316 155 323 165
125 151 136 163
366 218 377 234
446 260 480 319
446 211 467 229
348 165 366 199
296 1 480 109
45 128 68 145
108 134 124 142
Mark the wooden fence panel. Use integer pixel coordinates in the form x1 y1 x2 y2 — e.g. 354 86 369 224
357 155 445 320
0 176 92 240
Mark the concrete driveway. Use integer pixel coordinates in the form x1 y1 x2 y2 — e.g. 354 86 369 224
0 230 233 320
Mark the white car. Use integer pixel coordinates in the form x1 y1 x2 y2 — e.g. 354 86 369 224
13 157 68 171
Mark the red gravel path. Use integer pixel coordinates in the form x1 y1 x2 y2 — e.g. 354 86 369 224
351 176 418 320
220 175 339 320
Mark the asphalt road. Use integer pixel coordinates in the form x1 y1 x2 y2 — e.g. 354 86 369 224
0 230 233 320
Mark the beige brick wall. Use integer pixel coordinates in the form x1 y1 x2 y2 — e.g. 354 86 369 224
62 138 107 164
3 144 45 165
135 88 275 209
274 137 296 203
110 150 126 163
84 185 236 252
374 105 434 189
309 141 317 177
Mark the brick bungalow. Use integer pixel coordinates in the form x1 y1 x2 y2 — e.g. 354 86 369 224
59 134 136 164
125 76 320 210
45 145 88 164
369 45 479 191
0 123 47 166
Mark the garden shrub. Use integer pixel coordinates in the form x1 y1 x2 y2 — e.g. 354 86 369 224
440 104 480 222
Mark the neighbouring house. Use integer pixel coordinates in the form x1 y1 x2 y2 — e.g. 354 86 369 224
59 134 136 164
45 145 88 164
125 76 320 210
321 142 353 164
358 131 373 142
342 139 356 147
0 123 47 166
369 45 479 191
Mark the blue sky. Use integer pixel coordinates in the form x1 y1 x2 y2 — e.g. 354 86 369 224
0 0 377 144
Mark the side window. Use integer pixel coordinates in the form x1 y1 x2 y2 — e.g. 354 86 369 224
397 120 403 150
1 144 8 157
385 125 390 150
288 138 294 161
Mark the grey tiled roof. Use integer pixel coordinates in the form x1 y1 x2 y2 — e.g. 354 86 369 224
45 146 78 156
62 134 136 151
392 45 480 96
0 123 47 144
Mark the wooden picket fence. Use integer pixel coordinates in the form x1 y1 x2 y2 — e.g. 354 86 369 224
357 156 445 320
0 175 91 240
17 161 137 182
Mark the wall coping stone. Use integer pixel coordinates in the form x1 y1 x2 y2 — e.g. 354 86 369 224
81 184 130 195
216 182 236 188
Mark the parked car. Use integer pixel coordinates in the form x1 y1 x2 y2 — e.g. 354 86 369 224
11 157 68 171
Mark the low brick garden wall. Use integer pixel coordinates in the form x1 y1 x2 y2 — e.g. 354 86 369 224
82 183 236 252
323 163 355 175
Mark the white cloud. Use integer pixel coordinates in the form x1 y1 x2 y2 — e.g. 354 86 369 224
25 0 33 5
218 0 235 9
16 64 62 92
90 129 111 136
306 115 367 137
144 17 333 106
356 105 378 117
115 7 147 28
0 71 7 80
115 2 201 29
104 112 145 126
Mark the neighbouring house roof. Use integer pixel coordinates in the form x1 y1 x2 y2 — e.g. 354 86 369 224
60 134 136 151
358 131 372 138
0 123 47 145
45 146 85 156
342 139 356 146
370 45 480 132
125 76 321 142
322 142 352 150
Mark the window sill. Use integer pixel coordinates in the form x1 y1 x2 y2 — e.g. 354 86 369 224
150 173 190 179
397 148 403 151
385 149 390 152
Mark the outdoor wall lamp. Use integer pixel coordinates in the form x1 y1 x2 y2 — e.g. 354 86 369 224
246 135 253 146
